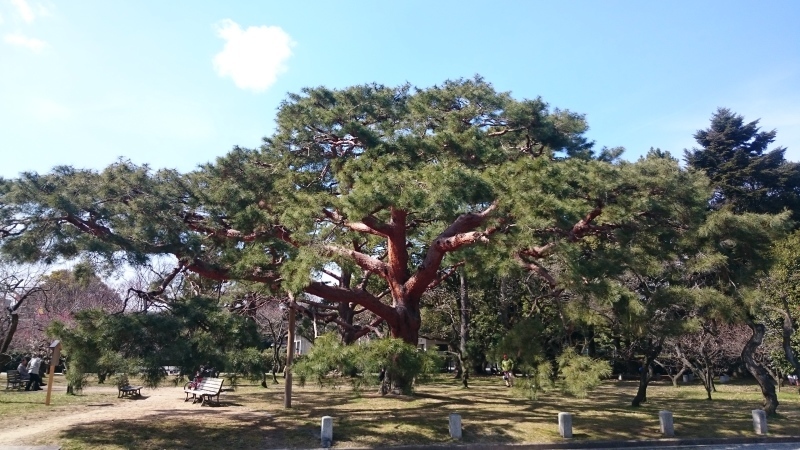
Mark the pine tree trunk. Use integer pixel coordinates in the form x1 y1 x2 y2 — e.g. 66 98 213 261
458 271 470 387
338 270 358 345
631 341 662 407
587 326 597 358
338 301 357 345
388 300 422 393
631 367 650 407
390 302 421 345
742 322 779 415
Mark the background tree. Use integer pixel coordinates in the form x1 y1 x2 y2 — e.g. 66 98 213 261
668 323 749 400
11 267 121 356
49 295 266 392
684 108 800 222
751 230 800 380
0 261 46 366
685 108 797 414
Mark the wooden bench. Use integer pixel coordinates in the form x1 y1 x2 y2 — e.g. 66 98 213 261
118 385 143 398
115 374 143 398
183 377 224 406
6 370 27 390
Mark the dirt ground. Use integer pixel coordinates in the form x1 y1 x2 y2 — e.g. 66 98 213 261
0 383 257 446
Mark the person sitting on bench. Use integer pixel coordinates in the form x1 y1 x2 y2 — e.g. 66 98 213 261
17 357 30 383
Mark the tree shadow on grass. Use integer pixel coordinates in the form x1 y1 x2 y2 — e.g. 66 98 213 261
59 409 280 450
53 378 800 449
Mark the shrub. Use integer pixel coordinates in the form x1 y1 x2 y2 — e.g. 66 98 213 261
293 333 441 394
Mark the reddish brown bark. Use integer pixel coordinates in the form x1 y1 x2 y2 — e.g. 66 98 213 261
309 203 499 345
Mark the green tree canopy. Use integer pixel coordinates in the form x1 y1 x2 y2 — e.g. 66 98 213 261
0 77 737 355
684 108 800 222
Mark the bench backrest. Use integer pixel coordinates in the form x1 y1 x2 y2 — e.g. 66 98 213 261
7 370 20 382
196 377 224 393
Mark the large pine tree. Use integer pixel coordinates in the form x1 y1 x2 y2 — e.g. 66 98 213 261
684 108 800 221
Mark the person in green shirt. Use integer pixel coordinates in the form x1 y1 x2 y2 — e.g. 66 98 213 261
501 354 514 387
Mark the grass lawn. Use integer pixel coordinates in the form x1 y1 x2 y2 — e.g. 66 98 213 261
0 373 134 417
1 372 799 449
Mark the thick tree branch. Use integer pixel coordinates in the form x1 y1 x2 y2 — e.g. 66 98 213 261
182 258 280 285
322 245 389 279
515 255 559 290
305 281 397 322
183 213 298 247
426 261 466 291
406 202 499 298
127 264 185 304
322 209 391 237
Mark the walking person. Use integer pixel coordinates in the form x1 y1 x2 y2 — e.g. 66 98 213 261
25 354 43 391
501 354 514 387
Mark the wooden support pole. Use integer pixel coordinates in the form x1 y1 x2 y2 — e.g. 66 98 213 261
45 340 61 406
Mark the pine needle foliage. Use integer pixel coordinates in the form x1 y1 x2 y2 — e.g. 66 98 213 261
293 333 441 395
48 296 263 390
556 348 611 398
514 361 554 400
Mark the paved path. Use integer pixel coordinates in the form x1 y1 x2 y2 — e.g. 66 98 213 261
605 444 800 450
375 440 800 450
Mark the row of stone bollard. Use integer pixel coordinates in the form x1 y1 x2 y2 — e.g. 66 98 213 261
555 410 768 439
318 409 770 446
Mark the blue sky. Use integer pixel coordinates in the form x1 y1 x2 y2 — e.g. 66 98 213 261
2 0 799 179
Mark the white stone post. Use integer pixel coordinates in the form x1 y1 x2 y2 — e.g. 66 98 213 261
751 409 768 435
659 410 674 437
449 413 462 439
558 412 573 438
321 416 333 447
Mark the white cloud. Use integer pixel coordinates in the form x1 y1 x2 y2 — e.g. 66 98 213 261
4 32 47 52
10 0 35 23
212 19 294 93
